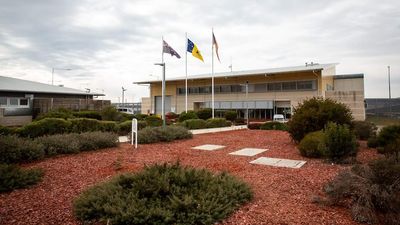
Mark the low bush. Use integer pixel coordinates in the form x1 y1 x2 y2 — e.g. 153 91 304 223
72 111 102 120
18 118 72 138
287 97 353 142
376 124 400 147
367 136 379 148
324 122 357 163
206 118 231 128
182 119 207 130
134 113 148 120
322 158 400 225
247 123 261 130
137 126 192 144
234 118 246 125
118 120 147 135
352 120 377 140
70 118 101 133
76 132 118 151
260 121 288 131
196 108 212 120
121 113 135 122
73 163 253 225
35 108 74 120
298 131 326 158
224 111 237 122
99 121 119 133
35 134 81 155
0 135 45 164
178 110 198 122
0 125 14 135
380 137 400 161
0 164 44 193
101 106 123 121
166 112 179 121
145 115 163 127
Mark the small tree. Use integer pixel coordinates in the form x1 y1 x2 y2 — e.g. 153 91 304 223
196 108 212 120
288 97 353 142
101 106 123 121
324 122 357 163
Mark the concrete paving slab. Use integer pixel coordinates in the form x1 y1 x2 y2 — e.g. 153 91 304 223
119 136 129 142
250 157 306 169
192 144 226 151
191 125 247 135
229 148 268 156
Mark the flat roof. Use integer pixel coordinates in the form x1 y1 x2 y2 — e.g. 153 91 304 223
0 76 104 96
333 74 364 79
134 63 338 84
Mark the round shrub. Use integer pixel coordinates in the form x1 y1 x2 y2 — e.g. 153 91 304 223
196 108 212 120
145 115 163 127
182 119 207 130
376 124 400 147
18 118 71 138
99 121 119 133
0 164 44 193
206 118 231 128
324 122 357 163
224 111 237 122
367 136 379 148
73 163 253 225
352 120 377 140
70 118 101 133
0 135 45 164
247 123 261 130
101 106 123 121
288 97 353 142
178 110 198 122
260 121 288 131
298 131 326 158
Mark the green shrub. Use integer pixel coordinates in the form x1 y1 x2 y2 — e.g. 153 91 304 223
224 111 237 122
0 125 13 135
376 125 400 147
247 123 261 130
352 120 377 140
182 119 207 130
73 163 253 225
118 120 147 135
134 113 148 120
0 164 43 193
260 121 288 131
196 108 212 120
234 118 246 125
0 135 45 164
72 111 102 120
324 122 357 163
69 118 101 133
101 106 123 121
145 115 163 127
367 136 379 148
18 118 72 138
323 158 400 225
35 108 74 120
120 113 135 122
380 137 400 161
298 131 326 158
206 118 231 128
137 126 192 144
178 110 198 122
35 134 81 155
287 97 353 142
99 121 119 133
76 132 118 151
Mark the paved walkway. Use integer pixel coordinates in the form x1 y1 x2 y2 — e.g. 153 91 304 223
190 125 247 135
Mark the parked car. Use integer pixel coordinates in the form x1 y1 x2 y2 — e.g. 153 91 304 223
117 107 134 115
273 114 287 123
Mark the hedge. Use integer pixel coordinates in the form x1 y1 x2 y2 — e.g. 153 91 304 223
0 135 45 164
260 121 288 131
18 118 72 138
182 119 207 129
137 126 192 144
206 118 231 128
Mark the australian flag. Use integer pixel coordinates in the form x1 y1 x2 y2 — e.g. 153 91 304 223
163 40 181 59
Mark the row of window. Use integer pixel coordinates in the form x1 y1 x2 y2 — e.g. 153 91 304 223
0 97 29 108
177 80 317 95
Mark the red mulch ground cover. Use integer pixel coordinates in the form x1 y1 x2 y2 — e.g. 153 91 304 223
0 130 380 225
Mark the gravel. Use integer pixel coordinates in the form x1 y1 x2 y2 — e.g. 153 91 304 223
0 130 379 225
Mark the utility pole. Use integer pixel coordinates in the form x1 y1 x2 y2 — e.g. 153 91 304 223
122 87 127 107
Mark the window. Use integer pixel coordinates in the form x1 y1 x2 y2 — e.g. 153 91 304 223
282 82 297 91
199 86 211 94
254 83 266 92
0 97 6 106
297 80 316 90
9 98 18 106
220 85 231 93
177 88 186 95
19 99 28 106
267 83 282 91
189 87 199 94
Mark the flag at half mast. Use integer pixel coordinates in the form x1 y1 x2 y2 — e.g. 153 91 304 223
163 40 181 58
187 39 204 62
212 32 220 62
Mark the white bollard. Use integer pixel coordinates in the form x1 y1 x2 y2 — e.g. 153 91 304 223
131 118 138 149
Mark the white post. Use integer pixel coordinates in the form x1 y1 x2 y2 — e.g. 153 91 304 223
161 37 165 124
131 118 138 149
211 28 215 118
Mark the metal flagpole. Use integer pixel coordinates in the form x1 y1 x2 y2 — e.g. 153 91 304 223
211 28 215 118
185 32 188 112
161 36 166 126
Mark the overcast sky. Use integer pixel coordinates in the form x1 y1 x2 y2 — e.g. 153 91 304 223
1 0 399 102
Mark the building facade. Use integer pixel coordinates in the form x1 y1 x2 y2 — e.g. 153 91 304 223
135 63 365 121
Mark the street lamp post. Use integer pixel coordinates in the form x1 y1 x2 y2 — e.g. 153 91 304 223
122 87 127 107
154 62 166 127
240 81 249 125
388 66 392 117
52 68 72 85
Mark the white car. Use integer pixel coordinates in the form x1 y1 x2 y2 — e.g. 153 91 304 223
117 107 134 115
273 114 287 123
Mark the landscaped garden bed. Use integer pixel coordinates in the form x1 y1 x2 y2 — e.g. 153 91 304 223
0 129 380 225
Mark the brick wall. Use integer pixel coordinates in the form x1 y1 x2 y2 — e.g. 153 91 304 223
0 109 32 126
33 98 111 116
